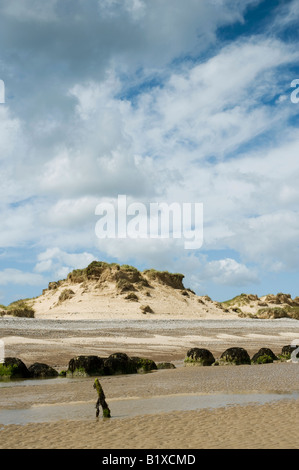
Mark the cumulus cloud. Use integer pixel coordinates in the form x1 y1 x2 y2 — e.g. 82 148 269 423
0 0 299 303
35 248 97 279
0 269 45 286
203 258 259 286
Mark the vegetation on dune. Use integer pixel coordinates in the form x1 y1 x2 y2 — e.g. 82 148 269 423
0 299 35 318
256 307 290 319
67 269 86 283
58 289 75 303
221 293 258 307
124 292 139 301
116 278 137 293
285 305 299 319
120 264 139 272
86 261 110 279
143 269 185 289
140 304 154 314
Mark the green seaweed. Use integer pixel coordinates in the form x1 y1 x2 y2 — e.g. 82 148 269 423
0 364 18 377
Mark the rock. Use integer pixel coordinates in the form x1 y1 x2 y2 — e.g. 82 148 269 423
104 353 137 375
0 357 30 379
281 344 299 359
251 348 278 364
67 355 105 377
220 347 251 365
184 348 215 366
131 357 158 373
157 362 176 370
28 363 59 378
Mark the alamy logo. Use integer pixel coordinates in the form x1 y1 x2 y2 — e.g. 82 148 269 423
291 79 299 104
291 340 299 363
0 340 4 364
0 80 5 104
95 195 203 249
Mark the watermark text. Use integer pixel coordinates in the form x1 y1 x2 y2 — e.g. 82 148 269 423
291 339 299 363
0 340 4 363
95 195 203 250
291 79 299 104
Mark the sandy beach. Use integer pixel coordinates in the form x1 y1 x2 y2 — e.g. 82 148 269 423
0 364 299 449
0 316 299 449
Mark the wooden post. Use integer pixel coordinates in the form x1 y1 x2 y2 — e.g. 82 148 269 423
93 378 111 418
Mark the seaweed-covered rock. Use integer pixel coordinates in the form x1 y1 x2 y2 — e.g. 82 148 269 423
131 357 158 373
251 348 278 364
157 362 176 370
220 347 251 365
281 344 299 359
0 357 30 379
67 355 105 377
28 363 59 378
104 353 137 375
184 348 215 366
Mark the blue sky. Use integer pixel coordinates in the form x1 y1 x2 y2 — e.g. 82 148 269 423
1 0 299 304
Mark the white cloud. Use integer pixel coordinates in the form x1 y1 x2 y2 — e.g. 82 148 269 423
35 248 97 279
0 269 45 286
203 258 259 286
1 0 299 302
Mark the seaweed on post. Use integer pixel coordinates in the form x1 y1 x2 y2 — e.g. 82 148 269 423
93 378 111 418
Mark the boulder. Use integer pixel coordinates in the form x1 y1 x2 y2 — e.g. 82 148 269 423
67 355 105 377
251 348 278 364
103 353 138 375
28 363 59 378
0 357 30 379
281 344 299 359
184 348 215 366
130 357 158 373
157 362 176 370
220 347 251 365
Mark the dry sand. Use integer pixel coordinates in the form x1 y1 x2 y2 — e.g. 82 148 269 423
30 273 236 320
1 316 299 449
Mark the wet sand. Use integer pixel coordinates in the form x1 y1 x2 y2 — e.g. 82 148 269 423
0 317 299 449
0 363 299 449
